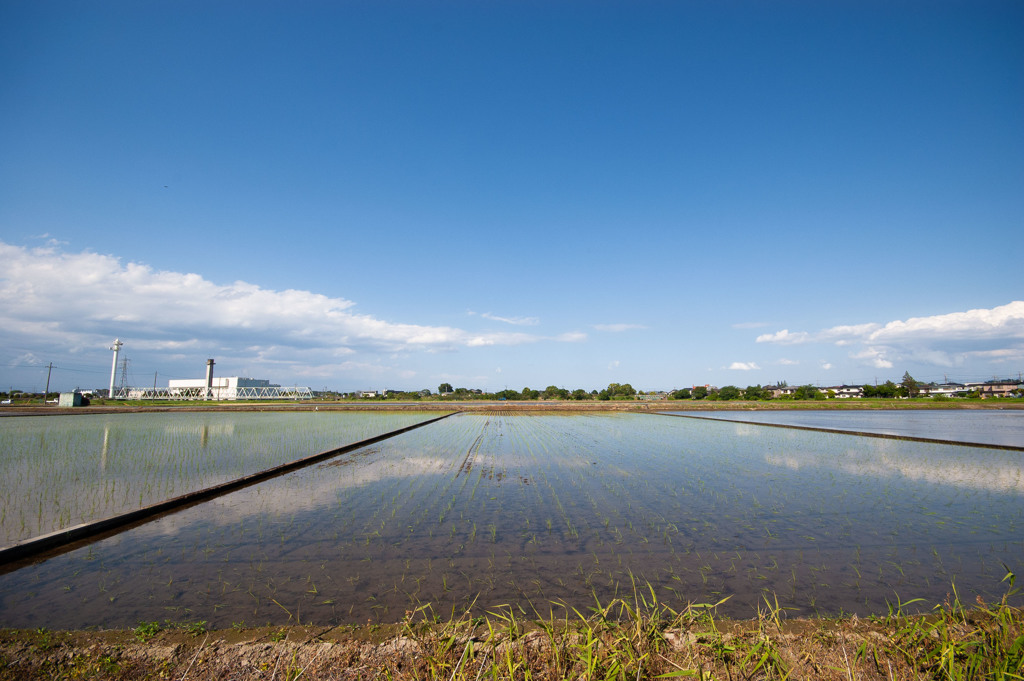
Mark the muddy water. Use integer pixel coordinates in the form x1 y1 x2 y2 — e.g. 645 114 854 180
1 412 1021 629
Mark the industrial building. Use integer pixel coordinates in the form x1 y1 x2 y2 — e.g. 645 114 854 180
120 376 313 401
167 376 284 400
112 356 313 401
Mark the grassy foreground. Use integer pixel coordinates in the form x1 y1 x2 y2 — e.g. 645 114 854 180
2 579 1021 680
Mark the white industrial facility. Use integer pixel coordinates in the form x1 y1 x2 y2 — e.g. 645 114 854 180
166 376 296 400
110 351 313 401
119 375 313 401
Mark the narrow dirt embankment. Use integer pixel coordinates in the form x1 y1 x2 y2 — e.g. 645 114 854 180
6 398 1022 418
2 599 1022 681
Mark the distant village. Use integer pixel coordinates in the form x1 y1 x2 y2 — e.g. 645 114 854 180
5 367 1022 405
346 375 1024 402
7 341 1021 405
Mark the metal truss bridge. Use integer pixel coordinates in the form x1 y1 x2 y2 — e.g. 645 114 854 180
112 385 314 401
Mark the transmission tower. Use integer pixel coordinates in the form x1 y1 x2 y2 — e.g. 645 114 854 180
118 357 130 391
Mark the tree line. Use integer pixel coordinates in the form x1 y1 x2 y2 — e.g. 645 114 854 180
672 372 923 401
437 382 640 401
353 372 957 402
668 384 828 401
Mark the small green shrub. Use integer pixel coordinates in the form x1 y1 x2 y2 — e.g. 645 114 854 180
133 621 161 642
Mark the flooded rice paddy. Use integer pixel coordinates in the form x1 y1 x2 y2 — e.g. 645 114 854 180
667 409 1024 448
0 411 1021 629
0 411 442 546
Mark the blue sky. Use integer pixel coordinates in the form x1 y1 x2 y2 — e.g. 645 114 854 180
2 1 1022 394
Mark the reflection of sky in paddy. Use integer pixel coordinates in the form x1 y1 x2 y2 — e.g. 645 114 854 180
0 411 442 544
666 409 1024 447
719 420 1024 494
166 449 454 531
767 444 1023 494
0 412 1021 630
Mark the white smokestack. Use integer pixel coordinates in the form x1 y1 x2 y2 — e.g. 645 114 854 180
205 359 215 400
108 339 123 398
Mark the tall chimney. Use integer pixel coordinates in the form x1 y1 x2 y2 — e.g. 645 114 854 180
108 339 123 398
205 359 215 400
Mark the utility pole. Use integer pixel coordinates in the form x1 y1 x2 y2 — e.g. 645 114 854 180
43 362 53 404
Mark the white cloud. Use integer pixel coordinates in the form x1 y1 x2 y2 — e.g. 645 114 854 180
820 362 833 370
608 360 620 370
866 301 1024 343
964 346 1024 361
13 351 42 366
817 323 882 344
728 362 760 371
777 358 799 366
851 348 894 369
755 302 1024 371
593 323 646 332
480 312 540 326
755 329 810 344
0 242 580 377
759 303 1024 347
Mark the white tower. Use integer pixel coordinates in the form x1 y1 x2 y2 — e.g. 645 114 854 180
204 358 215 400
109 338 123 398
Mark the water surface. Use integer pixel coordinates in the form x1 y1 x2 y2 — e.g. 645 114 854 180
0 411 441 545
1 412 1020 629
664 409 1024 447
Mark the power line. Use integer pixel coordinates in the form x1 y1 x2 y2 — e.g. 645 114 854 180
3 361 108 374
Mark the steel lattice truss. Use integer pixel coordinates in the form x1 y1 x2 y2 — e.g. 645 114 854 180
112 386 314 401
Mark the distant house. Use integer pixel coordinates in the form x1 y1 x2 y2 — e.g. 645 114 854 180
829 385 863 399
920 383 966 398
965 380 1023 398
360 390 380 398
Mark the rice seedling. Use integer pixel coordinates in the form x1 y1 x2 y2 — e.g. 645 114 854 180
1 410 1022 638
0 411 445 546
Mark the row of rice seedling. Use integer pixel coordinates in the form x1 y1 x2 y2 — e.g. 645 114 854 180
0 411 444 545
276 411 1019 622
198 413 488 625
671 408 1024 448
0 411 1020 631
417 413 1023 621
